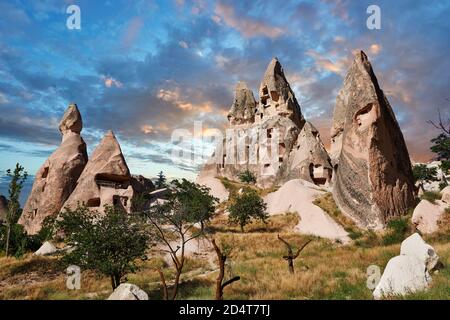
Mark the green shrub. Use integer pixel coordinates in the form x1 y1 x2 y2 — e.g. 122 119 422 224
421 191 442 204
382 217 410 245
0 223 41 257
238 170 256 184
228 188 268 231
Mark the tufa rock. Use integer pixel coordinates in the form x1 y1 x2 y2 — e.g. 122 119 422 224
441 186 450 204
19 103 88 235
331 51 415 229
412 199 447 234
373 233 439 299
198 58 331 189
131 174 155 194
0 195 8 223
61 130 133 213
34 241 58 256
227 81 257 125
107 283 149 300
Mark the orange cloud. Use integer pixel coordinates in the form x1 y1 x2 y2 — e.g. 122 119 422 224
102 76 123 88
369 44 382 55
157 88 213 113
214 2 284 38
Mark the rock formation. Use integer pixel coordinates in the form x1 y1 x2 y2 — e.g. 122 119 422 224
412 199 447 234
331 51 415 229
19 104 88 235
198 58 331 189
107 283 149 300
442 186 450 204
61 130 134 213
373 233 440 299
131 174 155 194
0 195 8 223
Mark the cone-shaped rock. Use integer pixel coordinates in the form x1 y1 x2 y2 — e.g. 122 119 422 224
280 122 332 185
0 195 8 223
19 104 88 234
256 58 305 127
61 130 133 213
227 81 257 125
331 51 415 229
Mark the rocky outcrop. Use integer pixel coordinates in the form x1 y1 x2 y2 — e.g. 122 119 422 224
441 186 450 204
331 51 415 229
34 241 58 256
131 175 155 194
19 104 88 235
412 199 447 234
61 130 133 213
0 195 8 223
373 233 439 299
227 81 257 125
198 58 331 189
107 283 148 300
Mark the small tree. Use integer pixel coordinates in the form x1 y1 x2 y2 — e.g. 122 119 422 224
228 188 268 232
4 163 27 256
56 204 149 290
277 235 311 274
155 171 167 189
145 179 217 300
239 170 256 184
412 164 438 192
210 238 240 300
428 107 450 180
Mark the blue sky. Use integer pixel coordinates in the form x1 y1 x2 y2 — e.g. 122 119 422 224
0 0 449 198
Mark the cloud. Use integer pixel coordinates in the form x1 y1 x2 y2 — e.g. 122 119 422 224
102 76 123 88
214 2 284 38
121 17 144 50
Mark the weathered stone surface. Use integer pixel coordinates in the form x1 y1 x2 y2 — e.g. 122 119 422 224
107 283 148 300
195 175 229 203
373 233 439 299
400 233 440 270
34 241 57 256
331 51 415 229
131 175 155 194
227 81 256 125
19 104 88 235
198 58 329 189
280 121 332 185
412 199 447 234
61 130 133 213
441 186 450 204
0 195 8 223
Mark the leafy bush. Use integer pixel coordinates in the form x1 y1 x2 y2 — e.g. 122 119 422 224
0 224 41 257
382 217 411 245
238 170 256 184
56 204 150 289
228 188 268 231
421 191 442 204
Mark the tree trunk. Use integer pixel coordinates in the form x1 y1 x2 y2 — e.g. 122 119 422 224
5 223 11 257
157 269 169 300
287 258 294 274
211 238 240 300
171 268 182 300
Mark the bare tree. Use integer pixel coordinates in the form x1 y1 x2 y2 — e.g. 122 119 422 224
427 105 450 135
277 235 311 274
210 238 240 300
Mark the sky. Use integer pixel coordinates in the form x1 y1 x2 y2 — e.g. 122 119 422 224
0 0 449 198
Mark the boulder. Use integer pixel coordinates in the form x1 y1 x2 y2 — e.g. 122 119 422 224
441 186 450 204
400 233 440 270
131 175 155 194
34 241 57 256
61 130 133 213
373 233 439 299
412 199 447 234
0 195 8 223
331 51 415 229
19 104 88 234
195 175 229 203
107 283 148 300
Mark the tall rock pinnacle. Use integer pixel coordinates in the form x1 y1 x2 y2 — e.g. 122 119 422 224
19 103 88 234
61 130 134 213
331 50 415 229
227 81 257 125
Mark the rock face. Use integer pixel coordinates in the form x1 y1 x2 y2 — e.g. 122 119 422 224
61 130 134 213
373 233 439 299
0 195 8 223
412 199 447 234
19 104 88 235
198 58 331 188
331 51 415 229
441 186 450 204
107 283 148 300
131 175 155 194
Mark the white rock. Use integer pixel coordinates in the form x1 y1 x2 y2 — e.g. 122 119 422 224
412 199 447 234
195 175 229 203
34 241 57 256
107 283 148 300
441 186 450 204
373 255 431 300
400 233 439 271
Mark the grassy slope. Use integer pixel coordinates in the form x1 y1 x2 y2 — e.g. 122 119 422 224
0 180 448 300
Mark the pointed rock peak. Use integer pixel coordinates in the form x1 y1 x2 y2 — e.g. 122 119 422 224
263 57 284 80
228 81 256 125
59 103 82 135
236 81 249 90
